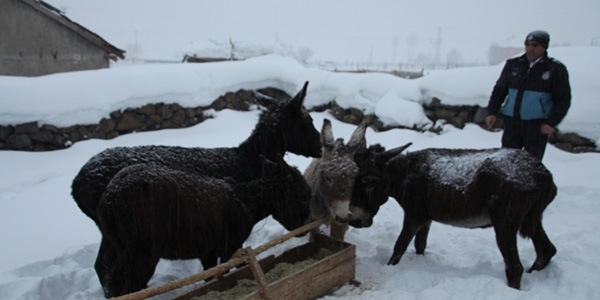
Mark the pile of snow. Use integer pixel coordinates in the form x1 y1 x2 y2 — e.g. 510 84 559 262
2 47 598 144
182 39 289 60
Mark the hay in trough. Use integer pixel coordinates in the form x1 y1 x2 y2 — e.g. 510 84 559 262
191 248 334 300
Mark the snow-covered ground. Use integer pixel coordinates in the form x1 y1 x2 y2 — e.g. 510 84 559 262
1 47 599 299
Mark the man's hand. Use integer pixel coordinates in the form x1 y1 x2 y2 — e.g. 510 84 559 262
541 124 557 135
485 115 497 129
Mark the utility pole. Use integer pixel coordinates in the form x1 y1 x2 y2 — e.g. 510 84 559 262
430 27 442 64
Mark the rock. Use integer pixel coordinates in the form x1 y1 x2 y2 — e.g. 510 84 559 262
98 118 116 132
110 110 122 119
14 121 39 134
138 104 156 115
553 143 574 153
435 109 457 120
210 98 228 111
0 125 13 140
7 134 32 149
116 113 143 131
146 114 163 129
41 124 60 133
159 104 173 119
170 109 186 126
556 132 595 147
30 130 54 143
448 116 465 129
473 107 488 124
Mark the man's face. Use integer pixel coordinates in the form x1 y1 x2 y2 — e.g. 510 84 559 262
525 41 545 61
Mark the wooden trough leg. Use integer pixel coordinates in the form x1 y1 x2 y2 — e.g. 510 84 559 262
241 247 273 300
330 222 347 241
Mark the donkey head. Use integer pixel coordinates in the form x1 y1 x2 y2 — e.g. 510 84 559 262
259 155 311 231
349 142 412 228
307 118 368 223
254 81 321 159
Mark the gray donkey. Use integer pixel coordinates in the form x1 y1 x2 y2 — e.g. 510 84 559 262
303 118 368 238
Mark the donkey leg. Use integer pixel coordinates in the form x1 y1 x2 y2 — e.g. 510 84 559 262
200 250 219 271
528 224 557 273
104 246 160 297
200 250 221 281
414 220 432 255
388 215 427 265
123 252 160 296
102 250 131 298
494 227 524 289
95 239 121 298
94 238 118 296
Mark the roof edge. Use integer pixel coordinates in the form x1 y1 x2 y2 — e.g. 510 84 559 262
20 0 126 59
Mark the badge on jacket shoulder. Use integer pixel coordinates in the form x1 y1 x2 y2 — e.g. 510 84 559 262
542 71 551 80
512 67 520 77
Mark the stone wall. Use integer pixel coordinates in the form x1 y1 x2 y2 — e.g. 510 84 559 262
1 89 597 154
0 88 271 152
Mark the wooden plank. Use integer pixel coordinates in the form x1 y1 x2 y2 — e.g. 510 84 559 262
171 255 275 300
329 222 348 241
268 236 355 299
313 232 352 252
242 251 355 299
263 255 355 299
113 255 248 300
244 248 273 300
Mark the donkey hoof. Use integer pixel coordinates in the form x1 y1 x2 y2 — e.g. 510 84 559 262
387 256 401 266
527 259 551 273
505 265 523 290
528 246 556 273
507 281 521 290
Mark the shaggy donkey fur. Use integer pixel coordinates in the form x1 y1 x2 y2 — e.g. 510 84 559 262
96 156 310 297
303 118 367 224
349 144 557 289
72 82 319 224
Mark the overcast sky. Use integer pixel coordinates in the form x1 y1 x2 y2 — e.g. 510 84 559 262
49 0 600 64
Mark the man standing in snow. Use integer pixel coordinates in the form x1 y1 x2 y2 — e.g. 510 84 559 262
485 30 571 160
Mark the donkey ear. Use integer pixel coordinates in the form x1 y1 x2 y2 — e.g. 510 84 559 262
289 81 309 110
253 91 279 111
381 142 412 164
346 120 368 153
259 154 278 171
321 118 335 149
385 151 410 175
275 155 292 172
261 159 281 178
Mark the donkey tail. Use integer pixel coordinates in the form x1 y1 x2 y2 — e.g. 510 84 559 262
519 176 557 238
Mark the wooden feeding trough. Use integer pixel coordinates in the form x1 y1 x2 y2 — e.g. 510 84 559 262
113 218 356 300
